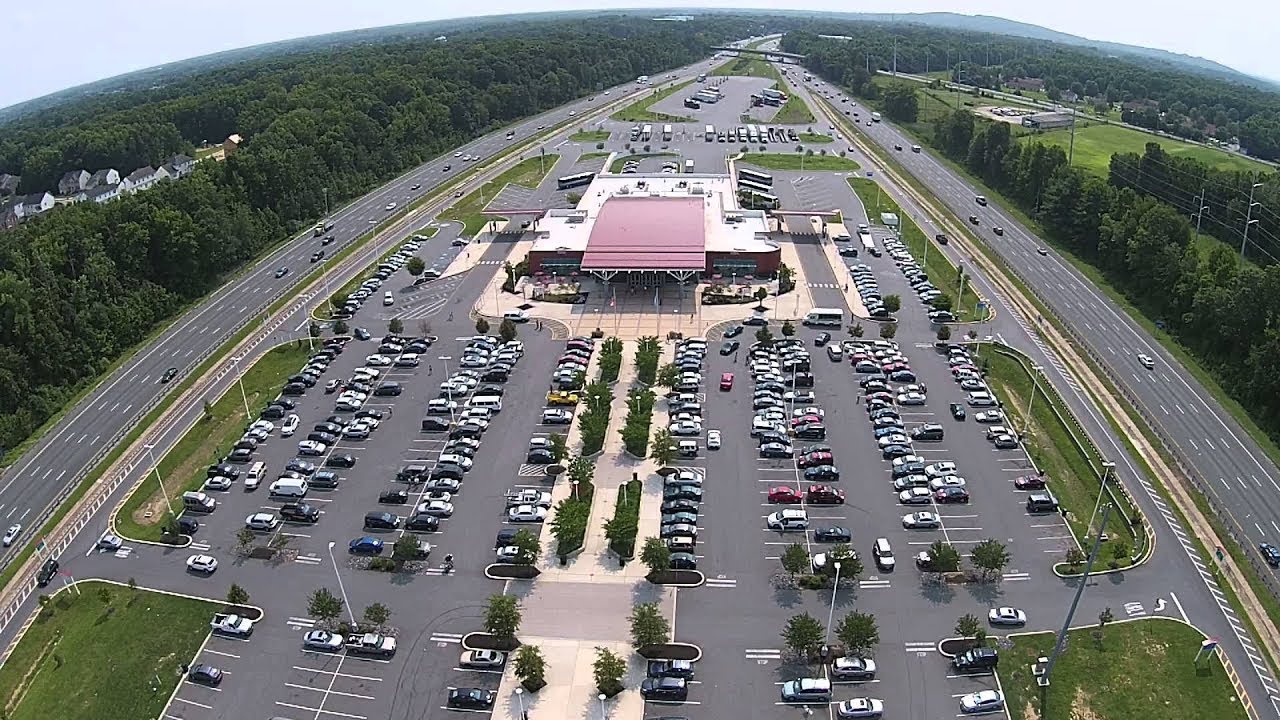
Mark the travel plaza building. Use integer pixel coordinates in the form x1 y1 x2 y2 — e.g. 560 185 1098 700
524 173 781 286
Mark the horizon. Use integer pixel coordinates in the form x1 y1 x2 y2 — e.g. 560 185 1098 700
1 1 1275 112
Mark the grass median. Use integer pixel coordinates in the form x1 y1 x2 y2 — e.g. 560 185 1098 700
569 130 610 142
114 343 312 542
606 480 642 559
774 95 815 125
439 155 560 239
610 80 695 124
847 176 985 321
0 581 217 720
798 132 833 144
997 618 1246 720
740 153 859 172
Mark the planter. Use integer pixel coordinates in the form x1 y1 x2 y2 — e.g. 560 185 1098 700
485 564 541 580
223 604 263 621
637 643 703 661
521 677 547 693
647 569 703 587
937 637 977 658
462 632 521 652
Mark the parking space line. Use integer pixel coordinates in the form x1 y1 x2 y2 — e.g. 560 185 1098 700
174 698 214 709
292 665 383 681
285 682 376 700
204 649 240 658
275 701 368 719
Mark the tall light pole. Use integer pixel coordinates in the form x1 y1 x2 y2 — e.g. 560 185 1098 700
515 688 526 720
143 443 174 516
439 356 454 424
824 562 842 646
1040 502 1113 687
322 187 329 218
232 355 251 422
327 541 358 625
1241 181 1263 260
598 692 607 719
1026 364 1045 424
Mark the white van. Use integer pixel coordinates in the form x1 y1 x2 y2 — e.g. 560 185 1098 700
245 462 266 490
503 310 529 323
966 391 997 407
466 395 503 413
269 478 309 498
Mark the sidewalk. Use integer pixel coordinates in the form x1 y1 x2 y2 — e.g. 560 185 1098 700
491 638 645 720
815 237 871 319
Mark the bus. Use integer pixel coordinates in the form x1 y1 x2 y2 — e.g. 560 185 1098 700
738 168 773 186
637 75 650 84
859 231 880 257
697 73 707 82
738 189 779 210
737 178 772 195
684 159 695 173
662 124 673 141
705 124 715 141
641 124 653 141
803 308 844 327
557 172 595 190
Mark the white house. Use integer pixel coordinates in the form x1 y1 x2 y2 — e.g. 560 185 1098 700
82 184 121 204
87 168 120 189
17 192 54 216
122 166 162 194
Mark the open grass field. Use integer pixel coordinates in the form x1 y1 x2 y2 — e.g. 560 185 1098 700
610 80 695 124
115 343 313 541
998 618 1246 720
0 582 217 720
773 94 815 125
710 56 784 85
740 153 859 172
798 132 833 145
439 155 559 238
1020 121 1271 176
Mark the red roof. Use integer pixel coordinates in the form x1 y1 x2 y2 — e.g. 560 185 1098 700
581 196 705 271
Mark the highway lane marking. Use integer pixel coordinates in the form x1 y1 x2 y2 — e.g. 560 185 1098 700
1205 438 1218 451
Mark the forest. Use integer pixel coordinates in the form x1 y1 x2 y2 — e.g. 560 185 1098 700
782 26 1280 161
0 15 753 453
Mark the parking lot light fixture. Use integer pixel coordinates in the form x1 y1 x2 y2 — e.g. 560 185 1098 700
438 355 454 423
327 540 357 625
598 692 607 719
572 480 580 501
143 443 174 517
824 561 841 645
232 355 251 422
1026 365 1045 425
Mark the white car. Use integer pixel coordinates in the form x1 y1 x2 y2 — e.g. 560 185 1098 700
928 475 967 490
508 505 548 523
186 554 219 574
304 629 346 651
459 649 507 668
506 489 553 508
959 690 1004 714
298 440 327 456
249 420 275 434
896 392 927 406
97 533 123 550
898 487 933 505
988 607 1027 626
281 414 300 437
383 291 394 306
339 391 368 402
245 512 280 531
385 202 397 211
204 475 234 491
902 511 941 529
1137 353 1155 369
418 500 455 517
2 524 21 547
437 454 473 470
342 423 371 440
924 462 957 478
335 398 364 411
836 698 885 718
707 429 722 450
366 355 393 366
791 406 825 418
669 421 702 436
973 410 1004 423
766 510 809 531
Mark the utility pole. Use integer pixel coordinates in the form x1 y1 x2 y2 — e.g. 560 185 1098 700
1193 188 1209 237
893 39 897 76
1040 501 1113 686
1067 106 1078 166
1241 181 1263 260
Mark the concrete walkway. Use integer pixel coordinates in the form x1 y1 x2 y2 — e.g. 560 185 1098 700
491 638 646 720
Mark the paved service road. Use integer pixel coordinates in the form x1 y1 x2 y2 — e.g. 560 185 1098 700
0 56 725 567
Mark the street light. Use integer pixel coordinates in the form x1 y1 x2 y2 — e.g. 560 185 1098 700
598 692 607 719
143 443 174 516
1026 364 1045 422
327 541 358 625
824 561 842 646
438 356 455 424
515 688 526 720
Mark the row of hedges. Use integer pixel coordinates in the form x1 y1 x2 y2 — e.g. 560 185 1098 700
605 480 643 558
577 381 613 455
620 388 657 456
549 456 596 558
634 336 660 385
598 337 623 383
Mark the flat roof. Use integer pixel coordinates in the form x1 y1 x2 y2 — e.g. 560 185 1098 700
581 196 705 271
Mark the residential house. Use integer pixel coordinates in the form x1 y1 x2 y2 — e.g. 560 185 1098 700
82 183 121 204
122 166 163 194
223 134 242 156
18 192 54 216
58 169 91 196
0 199 19 230
87 168 120 189
1059 90 1079 104
1006 77 1045 93
162 153 195 178
0 174 19 196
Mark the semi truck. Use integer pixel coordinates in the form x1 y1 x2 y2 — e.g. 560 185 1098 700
641 124 653 141
705 124 715 141
662 124 673 141
211 613 255 637
637 75 649 85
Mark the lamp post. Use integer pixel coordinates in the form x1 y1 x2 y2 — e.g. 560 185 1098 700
322 186 329 218
598 692 607 719
143 443 174 516
572 480 580 501
232 355 252 422
439 356 455 424
1026 364 1045 424
327 541 358 625
515 688 525 720
824 561 842 646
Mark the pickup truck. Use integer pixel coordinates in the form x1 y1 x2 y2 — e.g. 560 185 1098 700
345 633 397 657
211 613 254 636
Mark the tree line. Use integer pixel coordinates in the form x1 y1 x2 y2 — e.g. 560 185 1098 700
0 16 754 454
781 26 1280 160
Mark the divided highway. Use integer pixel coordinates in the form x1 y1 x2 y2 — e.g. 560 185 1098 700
0 57 722 567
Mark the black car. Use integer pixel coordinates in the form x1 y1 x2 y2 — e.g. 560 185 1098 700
310 470 340 488
285 459 316 475
793 423 826 440
527 449 555 464
187 664 223 686
804 465 840 481
792 372 815 388
640 677 688 701
177 517 200 534
670 552 697 570
950 403 966 420
1261 543 1280 568
495 528 520 549
374 383 402 397
450 424 483 440
227 448 254 463
663 485 702 502
421 417 451 432
813 332 831 346
719 340 739 356
814 526 852 543
448 689 496 710
723 324 743 338
647 660 695 679
35 558 59 587
742 315 768 326
354 327 371 341
355 408 385 421
161 367 178 383
481 369 509 382
207 463 240 480
405 514 441 532
363 512 399 530
379 488 409 504
280 503 321 523
661 498 700 514
314 422 343 435
281 382 306 396
431 463 464 481
326 454 356 468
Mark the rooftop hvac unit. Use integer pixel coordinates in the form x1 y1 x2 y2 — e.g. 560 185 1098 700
689 185 705 195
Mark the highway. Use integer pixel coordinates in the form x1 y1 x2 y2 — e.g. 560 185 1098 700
0 56 723 566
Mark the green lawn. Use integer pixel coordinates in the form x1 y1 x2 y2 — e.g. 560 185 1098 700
579 152 611 163
798 132 833 145
740 153 859 172
439 155 559 238
115 343 312 541
569 130 610 143
998 618 1246 720
608 153 677 173
710 56 784 85
610 80 695 124
846 177 984 321
974 346 1140 567
773 95 815 125
0 582 217 720
1020 121 1271 176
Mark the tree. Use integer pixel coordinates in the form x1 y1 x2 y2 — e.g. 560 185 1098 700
777 263 795 293
333 319 349 335
97 586 112 604
849 323 864 338
781 612 824 659
514 644 547 691
835 611 880 657
388 317 404 334
781 320 796 337
882 294 901 313
310 322 322 338
406 256 426 276
882 84 920 122
928 540 962 573
781 543 810 576
629 602 671 649
656 362 681 389
511 529 541 565
236 527 255 552
475 317 490 335
650 427 675 467
392 533 422 563
363 602 391 628
936 325 952 341
499 318 518 343
1095 607 1115 645
820 544 863 581
226 584 249 606
594 646 627 697
640 536 671 574
970 538 1011 580
308 588 344 626
566 191 583 204
1064 546 1087 567
879 323 897 339
931 294 954 311
755 326 774 345
484 594 521 640
955 613 986 643
548 432 569 461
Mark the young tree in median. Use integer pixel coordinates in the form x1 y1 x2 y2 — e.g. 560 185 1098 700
881 294 901 313
514 644 547 691
499 318 518 343
388 317 404 334
650 427 676 467
640 536 672 575
781 612 825 659
754 286 770 306
928 540 962 573
955 613 985 643
836 611 880 657
1094 607 1115 646
879 323 897 340
931 294 954 311
629 602 671 649
226 584 249 606
781 543 810 577
484 594 521 641
363 602 391 629
406 256 426 277
781 320 796 337
656 362 680 389
755 326 774 346
236 527 256 553
308 588 345 626
594 646 627 697
1064 546 1087 567
849 323 864 338
511 529 541 565
936 324 952 341
475 317 490 335
970 538 1011 580
392 533 422 563
333 319 350 335
548 432 569 462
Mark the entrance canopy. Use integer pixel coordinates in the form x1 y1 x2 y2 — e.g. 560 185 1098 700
580 196 705 272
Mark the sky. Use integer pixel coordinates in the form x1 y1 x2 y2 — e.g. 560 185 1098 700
1 0 1275 109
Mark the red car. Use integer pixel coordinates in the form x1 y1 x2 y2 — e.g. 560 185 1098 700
791 414 822 427
806 484 846 505
866 392 894 405
1014 474 1047 490
767 486 802 504
797 451 834 468
934 487 971 504
719 372 734 391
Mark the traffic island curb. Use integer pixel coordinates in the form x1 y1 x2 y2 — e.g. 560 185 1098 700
485 563 541 580
461 631 521 652
646 569 703 587
637 642 702 661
